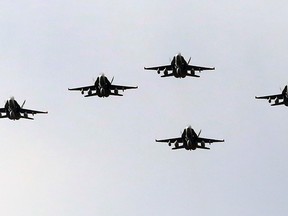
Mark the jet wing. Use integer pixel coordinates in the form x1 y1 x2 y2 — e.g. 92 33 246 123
197 137 224 144
187 65 215 71
110 85 138 91
255 94 283 100
20 108 48 115
144 65 173 71
155 137 183 143
68 85 96 91
156 137 184 150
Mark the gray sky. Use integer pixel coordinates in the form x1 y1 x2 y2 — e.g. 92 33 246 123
0 1 288 215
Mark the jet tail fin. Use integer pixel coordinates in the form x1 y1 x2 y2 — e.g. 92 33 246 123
21 100 26 108
282 85 287 94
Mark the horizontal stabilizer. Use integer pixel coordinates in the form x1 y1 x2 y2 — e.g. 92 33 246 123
186 74 200 78
271 102 284 106
172 146 185 150
197 146 210 150
110 92 123 96
21 116 34 120
161 73 174 78
84 93 98 97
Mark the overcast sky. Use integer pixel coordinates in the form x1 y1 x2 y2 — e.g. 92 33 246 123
0 1 288 215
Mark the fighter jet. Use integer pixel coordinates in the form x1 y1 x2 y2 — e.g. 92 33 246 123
144 53 215 78
156 126 224 151
68 74 138 97
0 97 48 120
255 85 288 106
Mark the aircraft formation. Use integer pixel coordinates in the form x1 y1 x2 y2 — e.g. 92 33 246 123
2 52 286 151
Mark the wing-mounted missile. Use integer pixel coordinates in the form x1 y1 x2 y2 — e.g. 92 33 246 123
167 140 171 146
157 68 161 74
173 140 179 148
190 69 195 75
87 89 92 96
268 97 271 103
163 68 168 76
275 98 279 104
201 141 205 147
81 89 84 94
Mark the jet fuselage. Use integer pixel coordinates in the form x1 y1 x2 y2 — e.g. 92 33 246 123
92 74 112 97
171 53 189 78
283 88 288 106
181 126 199 150
3 98 23 120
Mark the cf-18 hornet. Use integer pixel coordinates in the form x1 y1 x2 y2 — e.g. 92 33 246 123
255 85 288 106
68 74 138 97
0 97 48 120
156 126 224 151
144 53 215 78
